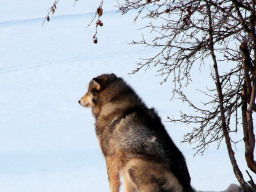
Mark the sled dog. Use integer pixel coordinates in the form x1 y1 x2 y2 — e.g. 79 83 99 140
78 73 194 192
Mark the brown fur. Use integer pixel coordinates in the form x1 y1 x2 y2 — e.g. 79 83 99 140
79 73 193 192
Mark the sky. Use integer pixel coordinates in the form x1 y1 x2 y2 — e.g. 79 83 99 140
0 0 117 22
0 0 252 191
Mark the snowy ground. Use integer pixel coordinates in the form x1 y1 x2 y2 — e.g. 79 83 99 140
0 1 250 191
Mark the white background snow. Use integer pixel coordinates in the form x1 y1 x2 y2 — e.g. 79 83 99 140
0 0 251 191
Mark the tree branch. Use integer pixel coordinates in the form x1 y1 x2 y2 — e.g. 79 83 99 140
206 0 250 190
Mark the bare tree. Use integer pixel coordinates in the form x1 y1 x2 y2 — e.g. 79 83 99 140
45 0 256 191
117 0 256 191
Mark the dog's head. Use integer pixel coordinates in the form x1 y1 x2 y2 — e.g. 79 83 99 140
78 73 117 108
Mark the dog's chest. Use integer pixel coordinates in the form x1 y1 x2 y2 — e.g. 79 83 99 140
96 119 121 156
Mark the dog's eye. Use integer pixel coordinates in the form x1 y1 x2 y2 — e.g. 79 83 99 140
91 89 98 94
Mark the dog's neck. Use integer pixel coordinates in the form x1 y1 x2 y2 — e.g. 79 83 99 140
110 116 119 126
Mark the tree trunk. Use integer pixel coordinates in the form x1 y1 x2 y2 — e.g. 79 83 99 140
206 1 251 191
241 40 256 174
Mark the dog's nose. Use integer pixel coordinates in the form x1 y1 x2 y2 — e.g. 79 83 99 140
78 100 81 104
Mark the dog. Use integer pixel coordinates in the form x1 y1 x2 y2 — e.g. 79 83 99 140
78 73 194 192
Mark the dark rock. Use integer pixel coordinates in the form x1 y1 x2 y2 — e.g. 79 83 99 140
225 184 244 192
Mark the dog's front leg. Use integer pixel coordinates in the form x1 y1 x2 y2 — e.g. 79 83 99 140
106 156 121 192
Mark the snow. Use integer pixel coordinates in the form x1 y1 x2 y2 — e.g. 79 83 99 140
0 0 250 191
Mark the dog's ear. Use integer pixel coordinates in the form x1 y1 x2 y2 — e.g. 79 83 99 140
92 78 101 91
110 73 117 78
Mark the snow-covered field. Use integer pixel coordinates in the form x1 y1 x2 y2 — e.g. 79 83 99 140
0 0 249 191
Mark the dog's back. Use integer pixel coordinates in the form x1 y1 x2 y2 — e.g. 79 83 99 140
79 73 194 192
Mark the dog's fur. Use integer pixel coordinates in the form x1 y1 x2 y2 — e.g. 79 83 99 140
79 73 194 192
